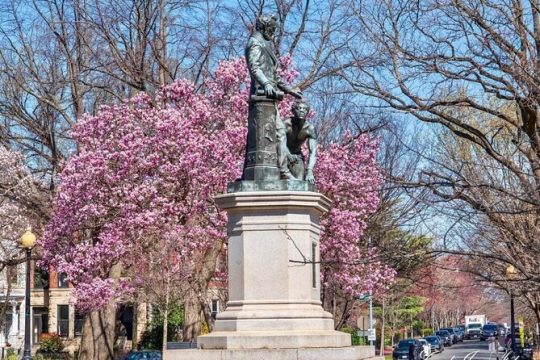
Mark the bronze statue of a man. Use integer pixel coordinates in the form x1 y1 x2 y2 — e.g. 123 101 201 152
277 99 317 184
242 14 302 181
246 14 299 99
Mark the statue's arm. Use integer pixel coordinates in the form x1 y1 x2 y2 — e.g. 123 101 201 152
276 78 292 93
246 41 271 87
276 78 304 98
306 125 318 184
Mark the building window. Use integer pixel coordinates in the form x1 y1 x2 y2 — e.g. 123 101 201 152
57 273 69 288
5 313 12 335
74 312 84 336
34 265 49 289
57 305 69 337
312 242 317 288
211 300 219 319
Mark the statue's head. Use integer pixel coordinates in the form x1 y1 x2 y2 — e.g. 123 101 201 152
256 14 278 41
292 99 310 120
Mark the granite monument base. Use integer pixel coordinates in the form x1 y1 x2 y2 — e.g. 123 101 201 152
164 190 376 360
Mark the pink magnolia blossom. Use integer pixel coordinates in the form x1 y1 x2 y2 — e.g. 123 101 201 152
41 58 394 311
317 134 396 297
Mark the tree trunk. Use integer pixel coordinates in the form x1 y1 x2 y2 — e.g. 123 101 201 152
132 302 139 349
183 288 202 341
162 279 170 352
78 307 116 360
380 297 385 356
182 238 225 340
157 0 168 87
78 264 121 360
162 307 168 352
199 292 214 332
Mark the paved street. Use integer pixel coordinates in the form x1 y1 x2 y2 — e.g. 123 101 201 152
430 339 504 360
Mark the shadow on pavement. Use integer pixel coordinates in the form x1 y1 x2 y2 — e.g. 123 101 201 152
453 341 489 350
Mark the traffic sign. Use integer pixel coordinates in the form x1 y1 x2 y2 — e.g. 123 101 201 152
367 328 376 341
357 316 369 330
358 294 372 301
356 316 377 330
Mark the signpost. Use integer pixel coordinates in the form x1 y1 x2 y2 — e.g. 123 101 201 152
367 328 376 342
519 318 525 348
357 316 369 330
357 293 375 346
356 315 377 343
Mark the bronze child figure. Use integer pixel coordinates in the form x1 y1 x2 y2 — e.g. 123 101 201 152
277 99 317 184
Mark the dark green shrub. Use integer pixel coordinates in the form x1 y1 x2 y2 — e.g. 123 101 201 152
340 325 367 346
34 351 71 360
138 303 184 350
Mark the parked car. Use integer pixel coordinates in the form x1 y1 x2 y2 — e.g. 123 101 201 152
423 336 444 353
123 351 162 360
435 330 452 346
440 328 458 344
418 338 432 359
393 339 424 360
480 324 499 341
452 326 465 342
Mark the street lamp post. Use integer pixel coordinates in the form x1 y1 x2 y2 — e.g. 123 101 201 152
506 265 517 356
510 291 515 352
20 228 36 360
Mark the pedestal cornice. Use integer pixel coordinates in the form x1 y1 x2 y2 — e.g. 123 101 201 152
215 190 332 214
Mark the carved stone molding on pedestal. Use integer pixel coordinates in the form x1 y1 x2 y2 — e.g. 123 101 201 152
164 191 378 360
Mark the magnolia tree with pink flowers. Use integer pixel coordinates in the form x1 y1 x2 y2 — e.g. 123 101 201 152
40 58 251 348
316 136 396 327
318 136 396 295
41 57 394 348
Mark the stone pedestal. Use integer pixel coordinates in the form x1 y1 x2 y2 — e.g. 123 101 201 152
164 190 376 360
197 190 350 350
